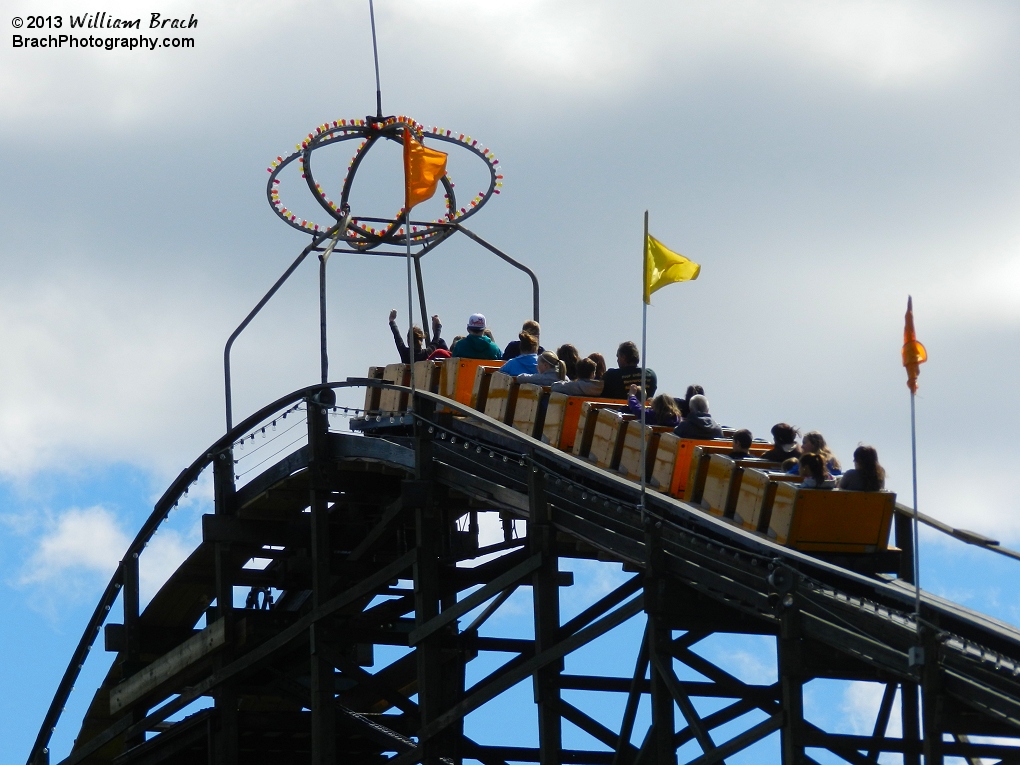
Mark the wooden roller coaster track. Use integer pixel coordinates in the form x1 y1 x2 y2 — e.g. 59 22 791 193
27 380 1020 765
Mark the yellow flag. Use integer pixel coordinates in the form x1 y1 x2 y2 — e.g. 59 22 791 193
403 129 448 210
643 234 700 304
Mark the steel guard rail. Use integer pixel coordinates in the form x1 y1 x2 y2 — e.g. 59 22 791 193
30 381 1020 763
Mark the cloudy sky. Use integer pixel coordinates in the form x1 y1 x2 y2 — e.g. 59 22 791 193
2 0 1019 760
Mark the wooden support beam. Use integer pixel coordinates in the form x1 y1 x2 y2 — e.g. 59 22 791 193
464 585 521 634
895 510 915 584
414 475 445 764
408 553 542 646
348 497 405 562
201 514 309 548
212 443 238 765
558 698 633 754
561 575 642 638
408 596 645 747
803 723 924 760
60 548 418 765
611 626 648 765
671 645 781 716
921 629 945 765
319 641 419 719
673 698 759 748
778 608 805 765
901 681 921 765
461 743 617 764
109 617 227 714
685 713 782 765
435 462 529 513
530 468 562 765
122 553 140 669
308 397 335 765
866 683 898 763
644 529 677 765
650 645 716 755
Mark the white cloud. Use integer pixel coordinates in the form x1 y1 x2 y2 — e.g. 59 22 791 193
13 481 205 607
0 0 300 129
926 249 1020 326
749 0 985 87
19 505 128 587
840 681 902 738
397 0 990 94
0 0 1000 136
562 559 633 612
726 649 778 687
0 268 236 478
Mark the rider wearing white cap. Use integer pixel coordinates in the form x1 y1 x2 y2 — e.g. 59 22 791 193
451 313 502 360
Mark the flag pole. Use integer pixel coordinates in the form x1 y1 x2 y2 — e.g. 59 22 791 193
368 0 383 118
403 126 416 405
911 385 921 633
317 229 342 384
405 206 415 402
639 210 649 525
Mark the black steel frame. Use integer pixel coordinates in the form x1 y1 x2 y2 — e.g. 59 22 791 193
223 115 537 431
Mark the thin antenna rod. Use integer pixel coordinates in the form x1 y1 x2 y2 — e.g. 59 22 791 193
368 0 383 117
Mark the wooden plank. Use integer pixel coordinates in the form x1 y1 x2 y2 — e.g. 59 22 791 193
559 397 623 453
649 432 679 492
378 363 410 413
412 360 441 392
589 409 627 470
201 514 309 548
541 392 568 447
110 618 227 713
472 366 498 412
484 372 518 424
511 383 547 438
699 454 737 517
363 366 385 412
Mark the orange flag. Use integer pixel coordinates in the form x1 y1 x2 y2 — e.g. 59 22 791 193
902 296 927 394
403 129 448 210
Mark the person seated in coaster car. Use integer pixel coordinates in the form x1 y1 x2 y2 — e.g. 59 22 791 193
551 357 604 396
761 422 802 463
838 445 886 491
602 341 657 399
501 319 544 360
625 385 680 427
499 332 539 375
799 452 836 489
729 429 753 459
674 394 723 439
388 309 446 362
516 351 568 386
451 313 502 360
791 431 841 476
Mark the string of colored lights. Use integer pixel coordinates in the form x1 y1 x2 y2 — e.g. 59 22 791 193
266 116 502 246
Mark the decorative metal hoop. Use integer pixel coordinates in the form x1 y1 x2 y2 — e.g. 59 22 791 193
266 116 502 249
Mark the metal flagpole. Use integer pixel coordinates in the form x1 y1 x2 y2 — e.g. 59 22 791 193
639 211 649 524
368 0 383 118
406 203 416 400
317 231 341 384
911 388 921 631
